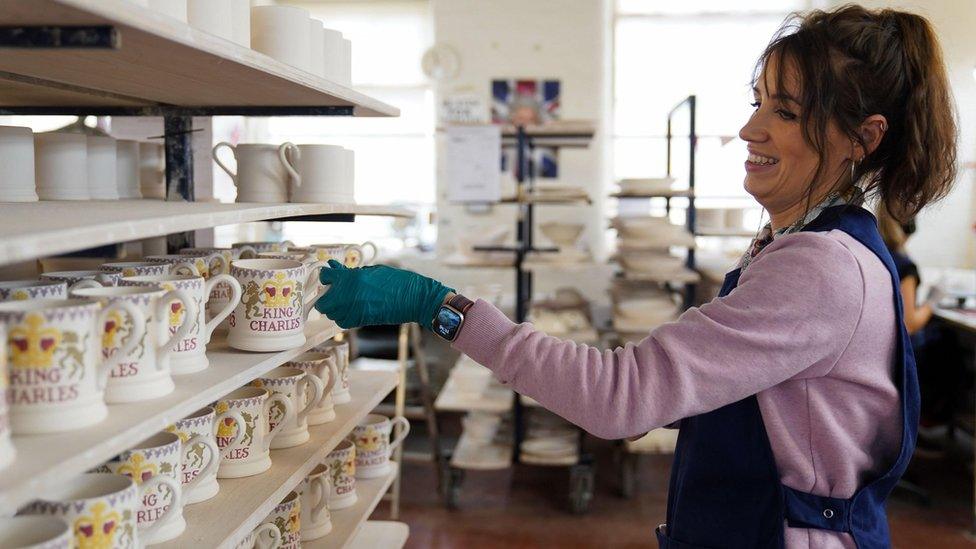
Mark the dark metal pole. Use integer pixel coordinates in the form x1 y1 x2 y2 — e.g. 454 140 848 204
164 114 195 250
685 96 697 308
513 125 530 464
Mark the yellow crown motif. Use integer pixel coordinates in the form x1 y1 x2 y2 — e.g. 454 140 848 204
262 272 296 308
74 501 120 549
356 426 384 452
215 401 238 438
10 313 61 369
101 310 125 349
165 424 190 443
117 453 158 485
11 289 29 301
286 506 300 533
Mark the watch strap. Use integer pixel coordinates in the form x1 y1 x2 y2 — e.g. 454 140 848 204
448 293 474 313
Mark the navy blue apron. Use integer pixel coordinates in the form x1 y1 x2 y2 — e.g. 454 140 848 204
656 205 919 548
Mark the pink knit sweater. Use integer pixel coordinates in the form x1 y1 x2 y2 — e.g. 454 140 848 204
453 229 901 548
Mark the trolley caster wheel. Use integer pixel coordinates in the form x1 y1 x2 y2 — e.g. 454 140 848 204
444 467 464 510
569 464 594 514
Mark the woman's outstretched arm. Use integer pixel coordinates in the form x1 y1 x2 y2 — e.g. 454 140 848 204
452 231 865 439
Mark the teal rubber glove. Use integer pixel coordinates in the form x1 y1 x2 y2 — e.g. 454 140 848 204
315 260 454 330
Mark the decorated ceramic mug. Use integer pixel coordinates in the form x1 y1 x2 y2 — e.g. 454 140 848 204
181 246 257 262
351 414 409 479
299 241 377 267
0 298 143 434
233 241 295 254
252 367 324 449
22 472 177 548
100 261 190 278
215 386 295 478
120 274 241 375
299 463 332 541
0 325 12 472
71 286 196 403
286 351 339 425
312 339 350 404
147 254 227 280
0 280 67 302
262 491 301 549
323 438 356 510
167 406 246 505
227 259 326 352
236 522 282 549
0 516 72 549
40 271 119 291
94 432 185 544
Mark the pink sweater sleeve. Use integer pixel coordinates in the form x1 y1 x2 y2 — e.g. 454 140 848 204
452 232 865 440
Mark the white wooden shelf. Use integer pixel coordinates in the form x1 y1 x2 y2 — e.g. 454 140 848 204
0 200 412 267
0 0 397 116
0 318 340 516
346 521 409 549
450 432 512 471
619 268 702 284
695 228 757 238
304 464 399 549
157 370 398 549
441 254 515 269
435 376 513 414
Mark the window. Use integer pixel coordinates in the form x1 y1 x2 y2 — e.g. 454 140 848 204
613 1 808 205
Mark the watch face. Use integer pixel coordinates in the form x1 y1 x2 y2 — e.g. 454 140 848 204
434 307 463 340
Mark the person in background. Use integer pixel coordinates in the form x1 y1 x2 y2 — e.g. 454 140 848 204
317 5 957 548
877 205 962 444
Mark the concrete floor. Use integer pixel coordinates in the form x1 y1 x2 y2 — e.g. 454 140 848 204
372 437 976 548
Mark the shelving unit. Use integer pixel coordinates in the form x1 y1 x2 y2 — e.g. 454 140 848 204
346 521 410 549
0 1 410 544
303 463 400 549
157 371 398 549
0 201 412 266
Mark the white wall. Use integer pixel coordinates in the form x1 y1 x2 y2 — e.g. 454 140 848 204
431 0 612 303
822 0 976 268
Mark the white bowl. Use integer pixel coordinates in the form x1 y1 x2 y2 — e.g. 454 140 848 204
618 177 675 194
463 412 501 443
540 222 585 246
615 296 677 319
619 253 687 274
521 437 577 457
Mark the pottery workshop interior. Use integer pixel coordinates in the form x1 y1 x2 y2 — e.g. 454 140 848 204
4 0 976 547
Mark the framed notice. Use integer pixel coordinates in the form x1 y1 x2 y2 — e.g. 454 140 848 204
445 125 501 203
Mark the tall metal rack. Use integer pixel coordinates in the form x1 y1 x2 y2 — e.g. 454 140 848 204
444 123 597 513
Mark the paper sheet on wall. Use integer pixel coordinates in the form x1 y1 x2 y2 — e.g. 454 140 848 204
446 125 501 203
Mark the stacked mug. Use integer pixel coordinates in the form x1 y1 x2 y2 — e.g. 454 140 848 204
0 125 157 202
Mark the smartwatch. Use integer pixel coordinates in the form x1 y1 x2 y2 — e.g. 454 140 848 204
432 294 474 341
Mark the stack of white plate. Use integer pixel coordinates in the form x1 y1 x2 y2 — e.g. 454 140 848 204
611 288 679 334
616 177 676 195
612 216 696 249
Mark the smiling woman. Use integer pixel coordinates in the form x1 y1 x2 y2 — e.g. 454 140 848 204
311 4 958 548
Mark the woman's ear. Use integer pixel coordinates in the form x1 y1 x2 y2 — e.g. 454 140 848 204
856 114 888 158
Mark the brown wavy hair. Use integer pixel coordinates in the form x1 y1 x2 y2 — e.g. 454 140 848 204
755 4 957 221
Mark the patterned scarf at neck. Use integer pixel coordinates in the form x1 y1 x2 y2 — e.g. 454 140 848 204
739 186 865 272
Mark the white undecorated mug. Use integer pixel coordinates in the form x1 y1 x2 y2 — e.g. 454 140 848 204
0 125 38 202
188 0 233 40
35 133 88 201
213 142 299 203
282 144 354 204
116 139 142 199
87 135 119 200
251 5 312 72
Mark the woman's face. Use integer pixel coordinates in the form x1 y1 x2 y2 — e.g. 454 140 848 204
738 56 851 224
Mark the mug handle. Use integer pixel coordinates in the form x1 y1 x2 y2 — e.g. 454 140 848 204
69 279 102 291
297 373 325 425
322 354 339 398
303 263 329 321
282 240 296 249
215 410 247 461
278 142 301 187
251 522 283 549
310 474 332 526
212 142 238 185
263 393 295 452
95 301 146 390
183 434 220 493
155 289 197 368
137 474 182 539
171 261 202 277
209 253 230 277
204 274 242 341
387 416 411 458
360 241 378 265
237 245 258 259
